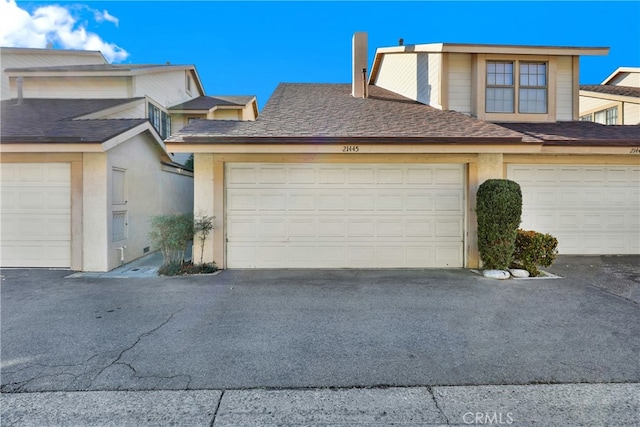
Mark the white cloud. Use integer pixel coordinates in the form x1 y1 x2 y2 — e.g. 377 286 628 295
94 9 119 27
0 0 128 63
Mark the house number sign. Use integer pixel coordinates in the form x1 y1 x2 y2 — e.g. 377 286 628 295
343 145 360 153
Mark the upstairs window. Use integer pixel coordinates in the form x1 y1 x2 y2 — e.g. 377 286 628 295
486 61 548 114
148 102 171 139
519 62 547 113
594 106 618 125
486 61 514 113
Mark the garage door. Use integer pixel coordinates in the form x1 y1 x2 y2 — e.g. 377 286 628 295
507 165 639 254
226 163 465 268
1 163 71 267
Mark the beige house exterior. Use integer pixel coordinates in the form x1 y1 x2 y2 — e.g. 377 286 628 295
166 34 640 270
579 67 640 125
0 48 256 271
0 47 107 101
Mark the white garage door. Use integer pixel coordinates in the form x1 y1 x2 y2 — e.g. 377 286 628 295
1 163 71 267
507 165 640 254
226 163 465 268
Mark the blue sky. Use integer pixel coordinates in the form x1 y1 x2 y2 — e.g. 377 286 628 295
4 1 640 110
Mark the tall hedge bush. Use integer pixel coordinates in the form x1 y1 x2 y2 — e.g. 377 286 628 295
476 179 522 270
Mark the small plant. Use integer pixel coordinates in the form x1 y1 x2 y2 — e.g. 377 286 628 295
149 213 194 267
476 179 522 270
158 261 184 276
512 229 559 276
194 214 214 265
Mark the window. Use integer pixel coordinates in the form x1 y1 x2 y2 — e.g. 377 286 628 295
486 61 514 113
188 117 199 124
486 61 547 114
112 212 127 242
186 73 192 94
594 107 618 125
112 168 126 205
519 62 547 113
579 114 593 122
148 102 171 139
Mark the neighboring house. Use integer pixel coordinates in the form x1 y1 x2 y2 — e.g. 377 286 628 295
166 33 640 269
0 47 107 101
579 67 640 124
0 48 256 271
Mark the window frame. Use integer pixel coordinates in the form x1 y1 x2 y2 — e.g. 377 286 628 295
518 62 548 114
478 55 555 122
148 102 171 139
485 61 515 113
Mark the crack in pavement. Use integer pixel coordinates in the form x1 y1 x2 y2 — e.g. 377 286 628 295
2 308 186 392
427 386 450 425
88 307 185 389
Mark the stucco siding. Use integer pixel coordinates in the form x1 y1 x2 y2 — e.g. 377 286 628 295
82 152 109 271
448 53 472 115
556 56 574 121
161 168 194 215
105 132 194 270
134 71 196 108
12 76 130 99
375 53 418 101
106 133 162 270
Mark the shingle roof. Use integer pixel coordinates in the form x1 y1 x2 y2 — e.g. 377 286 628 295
497 121 640 145
168 83 525 143
580 85 640 98
1 98 148 143
169 95 255 111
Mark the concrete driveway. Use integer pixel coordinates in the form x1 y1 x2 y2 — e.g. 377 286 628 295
1 256 639 393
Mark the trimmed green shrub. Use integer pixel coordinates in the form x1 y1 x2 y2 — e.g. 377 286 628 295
512 229 559 276
476 179 522 270
149 213 194 267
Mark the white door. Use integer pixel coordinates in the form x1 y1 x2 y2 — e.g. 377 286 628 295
507 165 640 254
1 163 71 267
226 163 465 268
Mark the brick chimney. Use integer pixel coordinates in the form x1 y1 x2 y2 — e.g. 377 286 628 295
352 32 368 98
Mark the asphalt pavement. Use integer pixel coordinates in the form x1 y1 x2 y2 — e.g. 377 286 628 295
2 255 639 425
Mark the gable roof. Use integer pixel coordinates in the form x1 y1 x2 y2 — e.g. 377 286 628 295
1 98 150 143
579 85 640 99
168 83 525 143
169 95 256 111
601 67 640 85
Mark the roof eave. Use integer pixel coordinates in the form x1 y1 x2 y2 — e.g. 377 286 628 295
169 136 527 144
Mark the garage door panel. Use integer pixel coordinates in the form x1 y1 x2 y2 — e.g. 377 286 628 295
226 163 465 268
508 164 639 255
1 163 71 267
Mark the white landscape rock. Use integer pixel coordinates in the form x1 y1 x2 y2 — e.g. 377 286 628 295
483 270 511 280
509 269 530 278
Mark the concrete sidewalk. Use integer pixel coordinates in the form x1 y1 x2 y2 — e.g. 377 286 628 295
3 383 638 426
